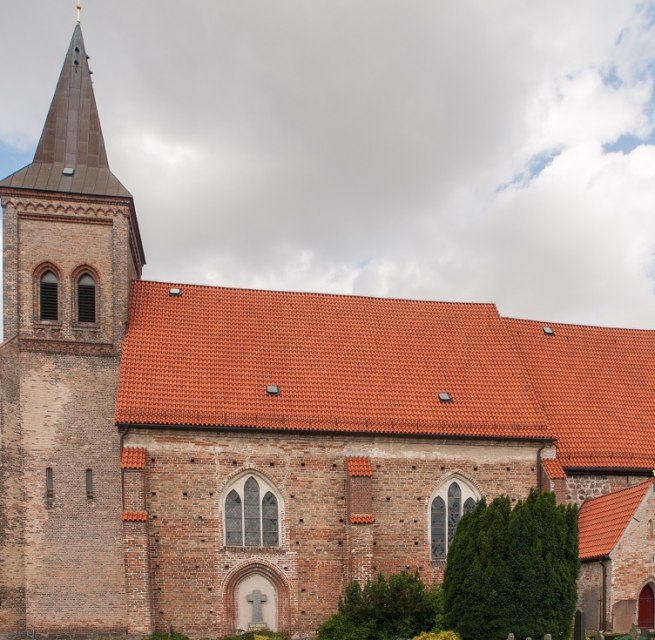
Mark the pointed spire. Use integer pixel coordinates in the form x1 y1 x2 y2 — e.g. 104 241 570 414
0 25 131 198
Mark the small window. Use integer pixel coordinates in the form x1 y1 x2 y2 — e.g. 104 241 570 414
77 274 96 323
46 467 54 498
40 271 58 321
86 469 94 498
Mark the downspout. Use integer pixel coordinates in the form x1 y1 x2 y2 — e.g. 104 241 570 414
536 444 546 491
119 426 129 510
600 559 608 631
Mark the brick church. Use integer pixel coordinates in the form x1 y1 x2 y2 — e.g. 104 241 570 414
0 22 654 640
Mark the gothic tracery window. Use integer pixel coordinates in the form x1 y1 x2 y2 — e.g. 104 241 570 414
224 474 280 547
430 477 480 560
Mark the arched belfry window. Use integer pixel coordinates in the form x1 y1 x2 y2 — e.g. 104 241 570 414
77 274 96 323
40 271 58 321
430 476 480 560
223 474 280 548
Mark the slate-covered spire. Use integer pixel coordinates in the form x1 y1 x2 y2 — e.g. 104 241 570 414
0 25 131 197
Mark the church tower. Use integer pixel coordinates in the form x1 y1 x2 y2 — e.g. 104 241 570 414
0 23 144 635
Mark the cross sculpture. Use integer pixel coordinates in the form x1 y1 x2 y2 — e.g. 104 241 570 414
76 2 82 23
247 589 268 625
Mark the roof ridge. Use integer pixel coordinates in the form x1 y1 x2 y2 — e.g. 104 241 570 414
502 316 655 333
134 279 499 308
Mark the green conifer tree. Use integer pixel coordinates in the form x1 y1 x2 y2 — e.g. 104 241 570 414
443 490 579 640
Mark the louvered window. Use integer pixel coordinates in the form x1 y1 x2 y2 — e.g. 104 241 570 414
430 478 480 559
40 271 58 321
224 475 280 547
77 274 96 323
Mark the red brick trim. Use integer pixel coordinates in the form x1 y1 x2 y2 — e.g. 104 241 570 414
350 514 375 525
18 211 114 226
122 447 146 469
347 457 372 477
542 458 567 480
122 511 148 522
19 337 114 356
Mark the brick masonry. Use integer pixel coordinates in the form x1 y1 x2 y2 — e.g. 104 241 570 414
121 429 546 637
0 190 142 638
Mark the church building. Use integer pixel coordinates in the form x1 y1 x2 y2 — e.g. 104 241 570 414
0 23 654 640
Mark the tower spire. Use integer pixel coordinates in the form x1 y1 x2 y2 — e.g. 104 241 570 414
0 24 131 198
76 2 81 23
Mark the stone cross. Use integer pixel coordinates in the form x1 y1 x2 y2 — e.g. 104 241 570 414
247 589 268 624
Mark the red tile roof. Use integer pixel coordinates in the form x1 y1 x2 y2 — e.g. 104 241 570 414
578 480 652 560
350 515 376 525
122 511 148 522
121 447 146 469
347 457 373 477
542 458 567 480
504 318 655 470
116 282 549 440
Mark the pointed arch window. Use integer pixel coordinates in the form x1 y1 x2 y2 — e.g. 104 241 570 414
223 474 280 547
40 271 59 321
77 274 96 323
430 477 480 560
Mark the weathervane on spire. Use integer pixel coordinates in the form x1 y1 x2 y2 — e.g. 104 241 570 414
76 1 82 23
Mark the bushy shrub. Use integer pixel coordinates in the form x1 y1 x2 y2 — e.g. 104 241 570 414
221 632 290 640
317 571 442 640
142 633 190 640
412 631 461 640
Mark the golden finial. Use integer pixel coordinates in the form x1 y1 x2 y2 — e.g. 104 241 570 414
76 1 82 23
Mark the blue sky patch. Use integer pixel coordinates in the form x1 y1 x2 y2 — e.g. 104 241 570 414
0 140 34 180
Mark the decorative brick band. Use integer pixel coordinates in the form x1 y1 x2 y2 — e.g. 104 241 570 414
350 514 375 525
122 447 146 469
122 511 148 522
347 456 372 477
19 337 114 357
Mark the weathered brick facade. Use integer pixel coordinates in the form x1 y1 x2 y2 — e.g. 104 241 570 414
2 20 655 640
0 191 142 637
118 430 546 637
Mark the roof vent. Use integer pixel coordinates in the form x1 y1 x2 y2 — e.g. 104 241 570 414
168 287 182 297
266 385 280 396
438 392 453 403
543 326 555 336
62 167 75 176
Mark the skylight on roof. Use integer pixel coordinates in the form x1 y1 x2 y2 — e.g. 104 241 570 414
266 385 280 396
543 326 554 336
438 392 453 403
169 287 182 297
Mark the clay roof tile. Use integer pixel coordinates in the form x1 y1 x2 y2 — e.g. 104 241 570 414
578 480 653 560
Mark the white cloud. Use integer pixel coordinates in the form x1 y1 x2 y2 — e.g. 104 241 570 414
2 1 655 328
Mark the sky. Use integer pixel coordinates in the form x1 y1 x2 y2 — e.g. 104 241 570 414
2 2 655 329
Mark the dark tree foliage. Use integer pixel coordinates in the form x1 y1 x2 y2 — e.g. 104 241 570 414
317 571 442 640
443 490 579 640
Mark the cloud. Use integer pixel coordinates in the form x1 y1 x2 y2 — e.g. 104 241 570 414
2 1 655 328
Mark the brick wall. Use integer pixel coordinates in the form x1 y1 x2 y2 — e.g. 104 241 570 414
0 190 142 637
126 429 545 638
610 485 655 631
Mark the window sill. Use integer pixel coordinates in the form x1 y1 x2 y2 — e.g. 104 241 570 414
223 545 284 554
